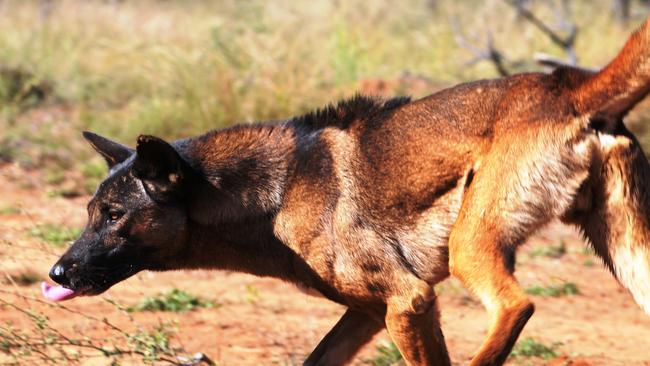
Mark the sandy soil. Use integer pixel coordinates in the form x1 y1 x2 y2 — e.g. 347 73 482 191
2 161 650 366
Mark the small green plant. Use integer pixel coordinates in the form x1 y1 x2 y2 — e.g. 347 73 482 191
583 258 595 267
369 342 403 366
125 322 178 362
44 169 66 185
128 289 216 313
581 246 596 255
525 282 580 297
509 337 560 360
0 205 20 215
245 284 261 304
530 241 566 259
28 224 81 247
0 292 200 365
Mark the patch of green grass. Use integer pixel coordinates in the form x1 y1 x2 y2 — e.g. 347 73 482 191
0 66 52 116
581 246 596 255
0 140 17 163
525 282 580 297
125 322 180 363
44 169 65 185
81 160 107 181
0 206 20 215
46 187 83 199
509 337 560 360
369 342 403 366
245 284 261 304
583 258 595 267
128 289 217 313
80 160 107 194
530 241 566 259
28 224 81 247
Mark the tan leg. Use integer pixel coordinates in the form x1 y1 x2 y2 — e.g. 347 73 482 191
303 309 384 366
446 128 593 365
449 230 534 366
448 182 537 366
384 292 451 366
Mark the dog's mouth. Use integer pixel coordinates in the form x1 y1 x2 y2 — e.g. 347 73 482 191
41 264 141 302
41 282 92 302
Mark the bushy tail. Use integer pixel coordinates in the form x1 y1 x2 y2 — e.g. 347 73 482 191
573 16 650 120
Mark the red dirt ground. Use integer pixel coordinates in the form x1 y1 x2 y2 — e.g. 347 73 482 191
2 161 650 365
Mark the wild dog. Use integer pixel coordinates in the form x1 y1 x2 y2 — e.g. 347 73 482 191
44 17 650 366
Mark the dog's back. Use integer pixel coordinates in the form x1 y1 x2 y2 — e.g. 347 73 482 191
275 69 593 293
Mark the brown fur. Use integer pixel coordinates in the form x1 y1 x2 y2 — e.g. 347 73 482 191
49 17 650 366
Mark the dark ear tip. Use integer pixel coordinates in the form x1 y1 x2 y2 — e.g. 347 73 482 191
82 131 96 140
137 135 159 145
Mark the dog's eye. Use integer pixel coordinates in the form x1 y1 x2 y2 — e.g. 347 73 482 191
107 211 122 223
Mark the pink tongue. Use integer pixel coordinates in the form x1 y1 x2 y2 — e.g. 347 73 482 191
41 281 79 302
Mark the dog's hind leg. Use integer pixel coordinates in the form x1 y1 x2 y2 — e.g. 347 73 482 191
448 226 534 366
303 309 384 366
447 132 592 365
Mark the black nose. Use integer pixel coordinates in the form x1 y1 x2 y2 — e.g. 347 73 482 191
49 264 68 285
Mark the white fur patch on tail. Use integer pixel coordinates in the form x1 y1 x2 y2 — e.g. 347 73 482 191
613 246 650 314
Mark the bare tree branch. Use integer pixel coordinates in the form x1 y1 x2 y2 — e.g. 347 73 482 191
451 1 583 76
505 0 578 65
449 17 510 76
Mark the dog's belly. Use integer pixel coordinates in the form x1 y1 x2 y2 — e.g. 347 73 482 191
390 182 466 284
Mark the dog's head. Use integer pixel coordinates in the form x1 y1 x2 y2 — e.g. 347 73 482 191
43 132 194 301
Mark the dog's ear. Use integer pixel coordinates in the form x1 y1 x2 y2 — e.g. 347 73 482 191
132 135 190 202
83 131 134 168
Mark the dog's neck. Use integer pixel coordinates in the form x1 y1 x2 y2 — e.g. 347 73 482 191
177 216 343 302
179 122 295 219
175 213 344 302
170 122 343 297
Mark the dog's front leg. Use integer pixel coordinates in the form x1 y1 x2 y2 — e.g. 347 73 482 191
384 287 451 366
303 308 383 366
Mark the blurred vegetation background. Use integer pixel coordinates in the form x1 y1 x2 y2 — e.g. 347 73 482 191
0 0 649 196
